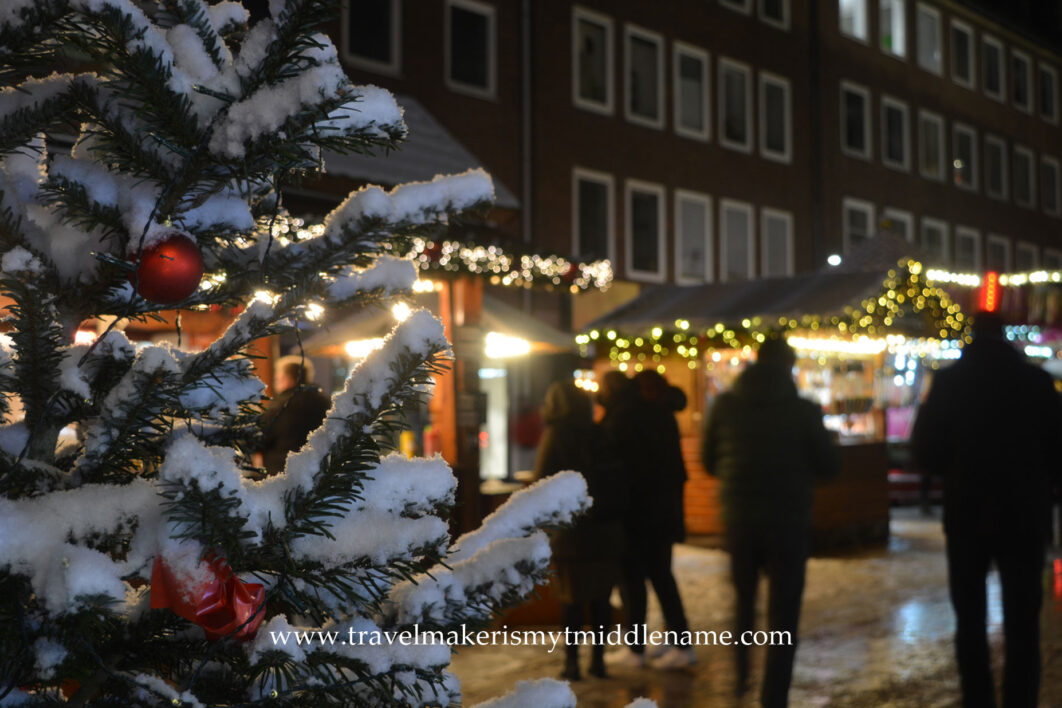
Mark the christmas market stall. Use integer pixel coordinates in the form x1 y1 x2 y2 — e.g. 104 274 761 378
580 256 969 548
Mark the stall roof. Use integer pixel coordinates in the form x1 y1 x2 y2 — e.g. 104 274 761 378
322 96 520 210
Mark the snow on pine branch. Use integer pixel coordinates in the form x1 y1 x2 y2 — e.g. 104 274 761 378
469 679 576 708
0 73 74 130
448 471 589 563
328 256 417 303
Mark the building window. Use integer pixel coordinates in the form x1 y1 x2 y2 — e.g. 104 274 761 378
986 235 1011 271
572 168 613 261
953 227 981 271
882 208 913 242
761 208 793 277
1012 49 1032 113
673 43 709 141
572 7 613 114
625 180 665 281
624 25 664 129
675 190 712 283
840 80 871 160
759 72 791 163
842 197 874 253
879 0 905 58
1041 156 1061 216
760 0 789 30
839 0 868 42
916 3 942 75
918 109 945 181
950 19 974 88
1016 242 1039 271
920 218 948 266
984 134 1008 200
343 0 400 74
881 96 909 171
952 123 977 191
719 58 753 153
982 35 1005 102
1044 249 1062 269
1013 146 1036 208
446 0 495 98
1040 64 1059 123
720 199 755 282
720 0 753 14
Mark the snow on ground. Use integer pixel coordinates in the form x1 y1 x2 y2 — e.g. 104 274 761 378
452 509 1062 707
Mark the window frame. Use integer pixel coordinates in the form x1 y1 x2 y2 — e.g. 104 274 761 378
953 226 982 272
1013 144 1037 209
841 197 875 255
674 189 714 284
444 0 497 100
981 34 1005 103
915 3 943 75
986 234 1011 271
882 207 914 243
759 0 790 30
949 18 975 89
672 41 710 142
1039 63 1059 124
720 0 753 16
341 0 401 76
983 133 1008 201
624 179 667 283
759 71 792 163
718 57 754 154
623 23 665 130
719 198 756 282
760 207 794 277
917 108 946 182
571 6 615 115
840 79 872 161
1016 241 1040 271
1011 48 1033 114
920 217 949 265
839 0 869 44
879 0 906 59
952 122 978 192
1041 155 1061 217
880 95 910 172
571 167 615 263
1044 248 1062 270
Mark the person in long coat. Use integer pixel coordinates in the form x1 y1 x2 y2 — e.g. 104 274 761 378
534 379 627 680
600 370 693 668
912 312 1062 707
702 337 839 704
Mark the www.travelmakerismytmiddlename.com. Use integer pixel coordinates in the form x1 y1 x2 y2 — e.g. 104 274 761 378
269 625 793 654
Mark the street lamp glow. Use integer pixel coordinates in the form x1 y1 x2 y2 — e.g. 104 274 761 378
484 331 531 359
827 254 842 267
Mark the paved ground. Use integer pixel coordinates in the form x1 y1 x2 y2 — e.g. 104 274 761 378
451 509 1062 707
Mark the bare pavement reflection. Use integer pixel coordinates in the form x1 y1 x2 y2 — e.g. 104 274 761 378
451 509 1062 707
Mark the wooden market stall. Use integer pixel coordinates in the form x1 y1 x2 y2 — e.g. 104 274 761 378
581 247 969 550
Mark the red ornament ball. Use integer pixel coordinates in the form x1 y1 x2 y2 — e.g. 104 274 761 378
131 231 204 304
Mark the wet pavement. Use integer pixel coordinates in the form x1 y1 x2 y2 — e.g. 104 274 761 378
451 509 1062 707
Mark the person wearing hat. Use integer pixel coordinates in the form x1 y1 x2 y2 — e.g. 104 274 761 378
702 335 839 704
912 312 1062 707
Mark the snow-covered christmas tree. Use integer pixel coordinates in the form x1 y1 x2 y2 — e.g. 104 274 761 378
0 1 629 705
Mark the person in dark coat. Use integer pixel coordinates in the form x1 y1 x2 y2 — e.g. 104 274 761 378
911 312 1062 708
256 356 331 475
702 337 839 704
533 379 627 680
601 370 694 668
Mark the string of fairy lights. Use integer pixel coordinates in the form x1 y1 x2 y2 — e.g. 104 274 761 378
577 259 971 374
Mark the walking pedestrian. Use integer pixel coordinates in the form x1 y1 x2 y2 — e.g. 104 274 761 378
912 312 1062 708
533 380 627 680
702 336 839 704
255 355 331 475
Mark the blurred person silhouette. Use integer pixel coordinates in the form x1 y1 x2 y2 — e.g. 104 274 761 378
255 355 331 475
702 336 839 704
912 311 1062 708
533 379 628 680
602 369 695 669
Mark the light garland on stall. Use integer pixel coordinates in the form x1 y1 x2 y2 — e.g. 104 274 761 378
577 259 970 373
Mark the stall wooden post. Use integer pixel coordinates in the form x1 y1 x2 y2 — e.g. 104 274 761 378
432 277 484 534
